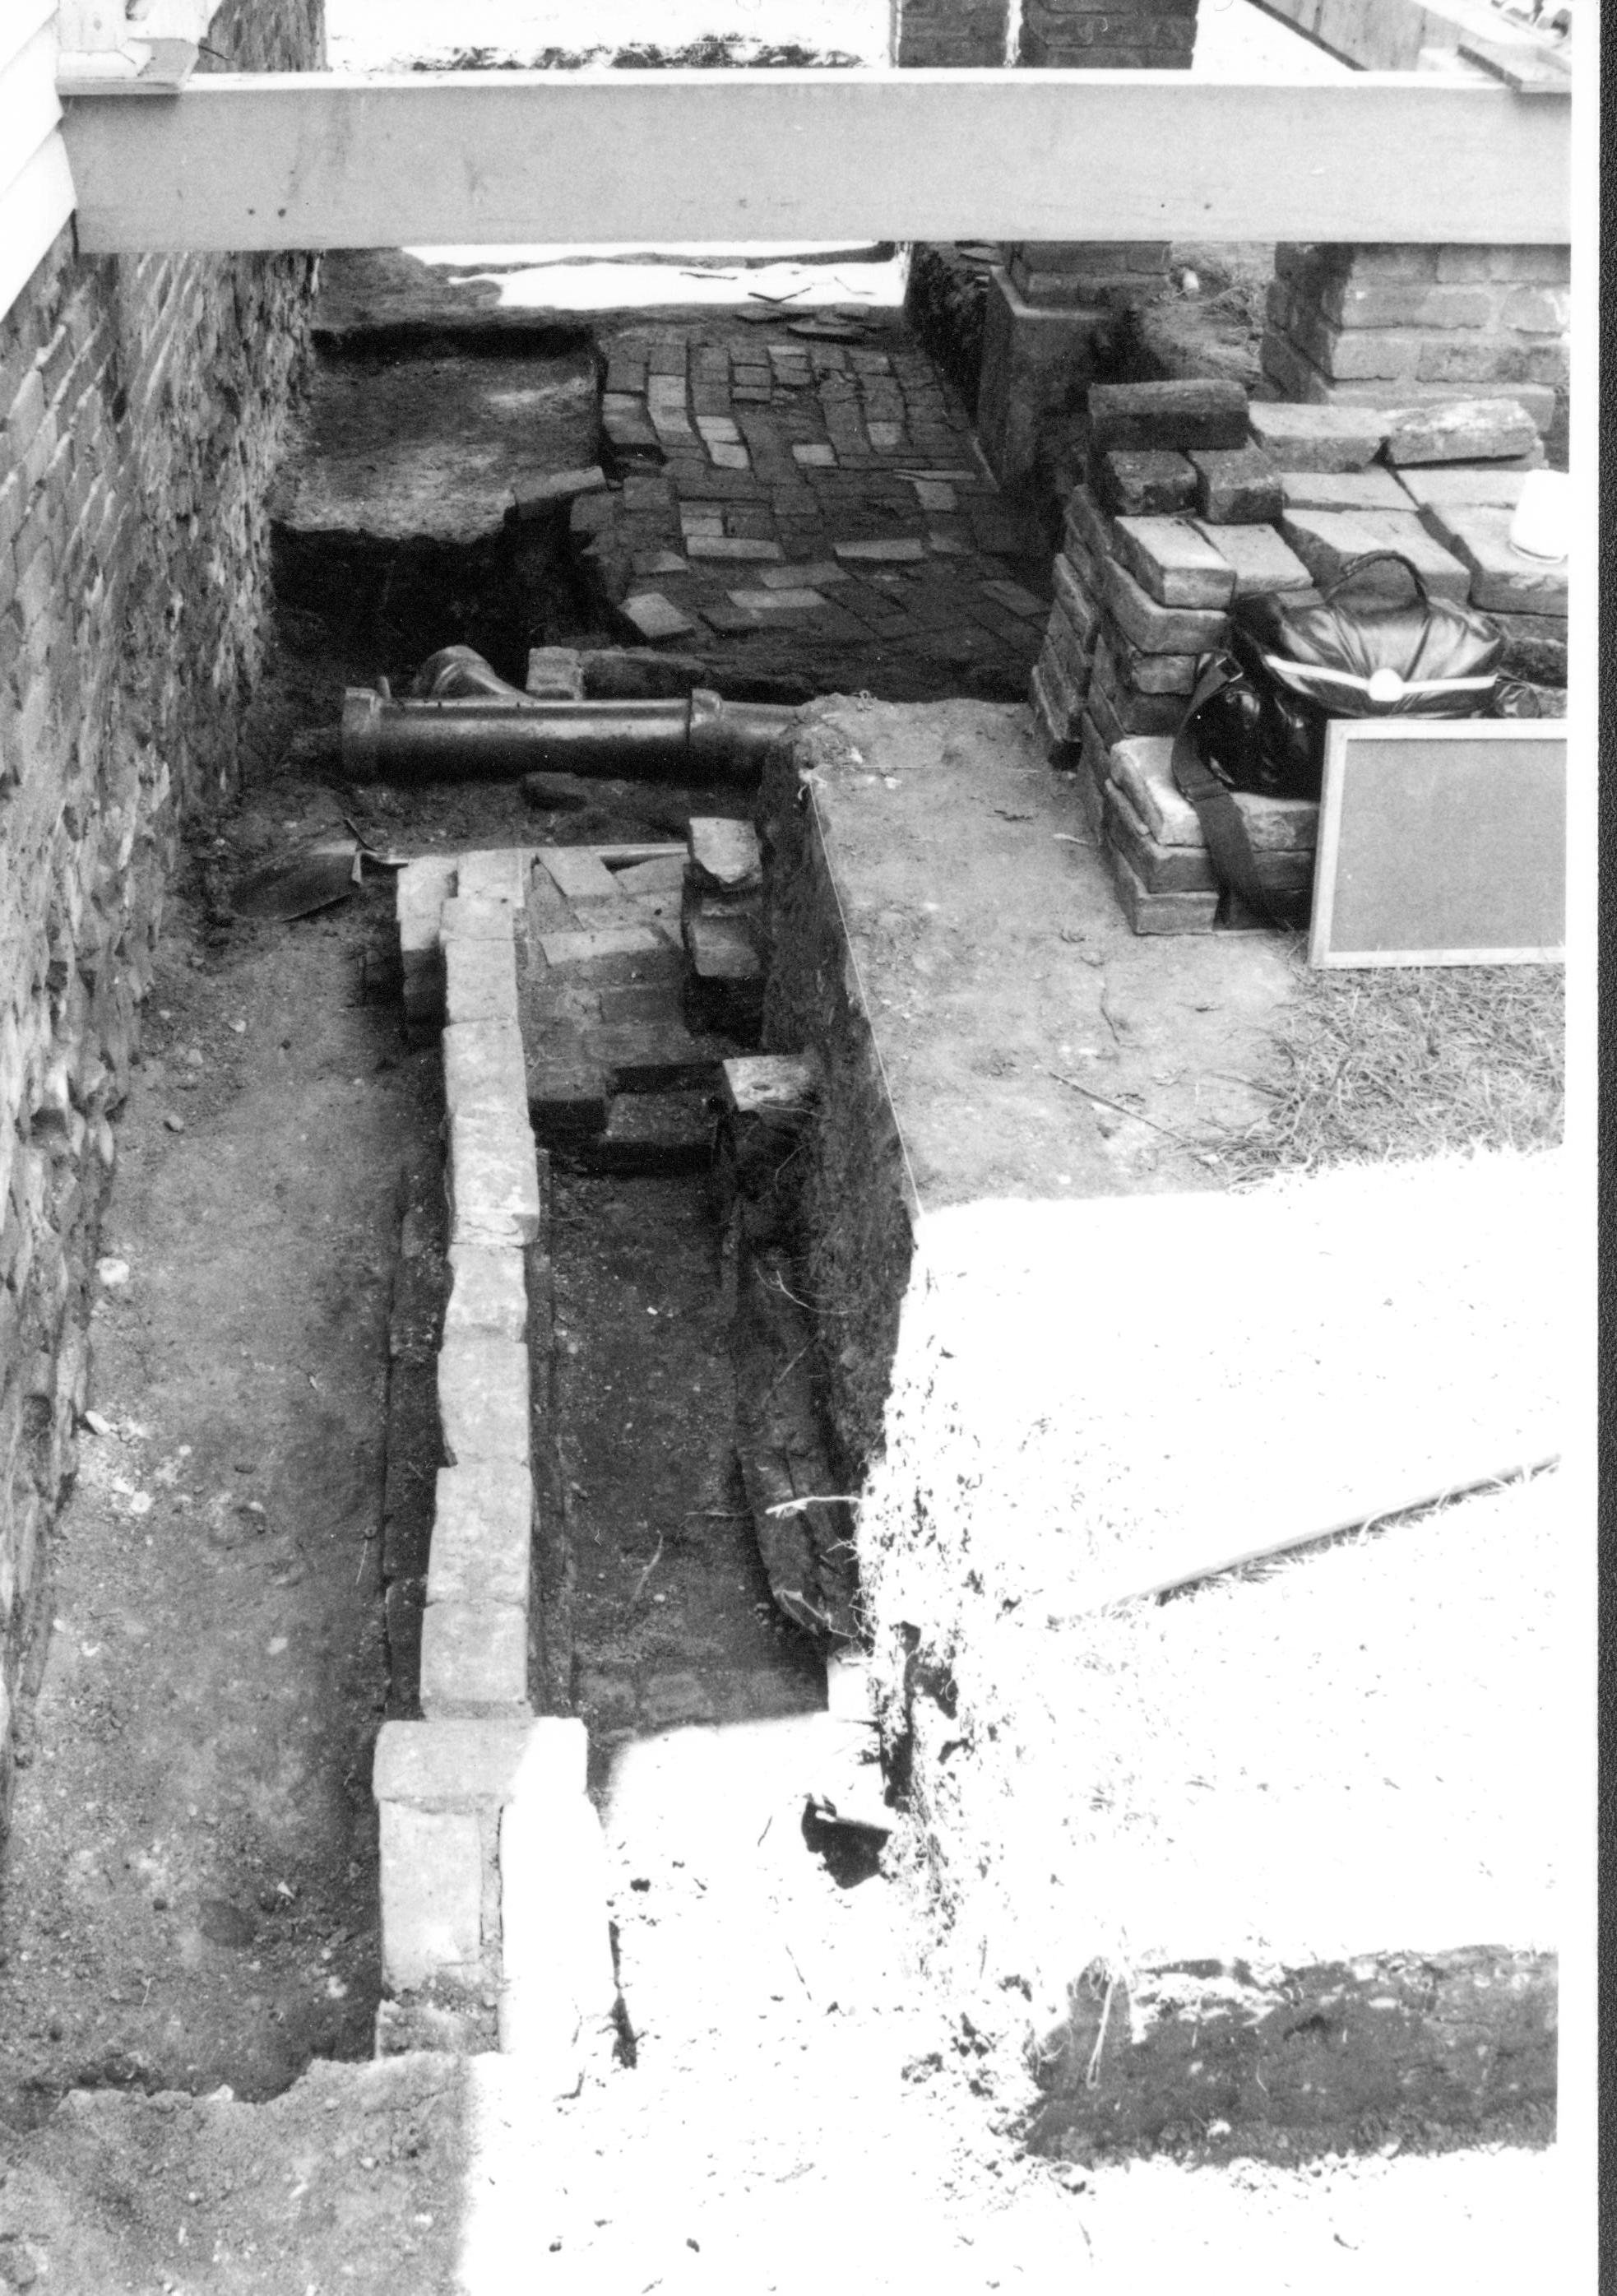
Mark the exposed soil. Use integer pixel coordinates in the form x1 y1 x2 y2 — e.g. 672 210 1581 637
550 1171 828 1751
0 797 406 2127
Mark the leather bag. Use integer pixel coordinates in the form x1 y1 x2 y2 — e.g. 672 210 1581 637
1173 551 1506 925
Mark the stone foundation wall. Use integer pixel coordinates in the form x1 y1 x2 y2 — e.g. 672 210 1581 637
0 0 324 1834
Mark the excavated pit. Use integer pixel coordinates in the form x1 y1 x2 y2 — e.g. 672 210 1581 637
1 244 1563 2221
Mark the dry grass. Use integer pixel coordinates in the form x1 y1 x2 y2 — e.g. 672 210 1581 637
1221 958 1564 1180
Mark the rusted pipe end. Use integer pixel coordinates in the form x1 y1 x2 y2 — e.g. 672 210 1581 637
687 689 800 782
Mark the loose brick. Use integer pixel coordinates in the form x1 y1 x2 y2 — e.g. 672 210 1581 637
438 895 515 943
1112 517 1236 610
537 927 664 967
1086 378 1249 455
378 1804 484 1989
445 1245 528 1344
1247 402 1389 473
1380 397 1539 466
456 850 526 905
1106 842 1221 935
1105 785 1218 894
420 1601 530 1719
373 1715 553 1809
1103 559 1229 656
1110 735 1319 854
1040 604 1095 695
448 1111 542 1247
438 1333 531 1468
444 932 519 1028
688 816 762 893
684 536 784 562
1196 522 1315 601
1189 447 1282 526
1051 552 1101 647
1415 504 1568 618
1091 448 1197 517
442 1020 527 1120
623 591 700 642
429 1460 533 1610
833 537 928 563
1280 467 1416 513
1277 508 1471 603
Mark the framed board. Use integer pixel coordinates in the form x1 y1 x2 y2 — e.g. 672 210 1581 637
1308 718 1567 968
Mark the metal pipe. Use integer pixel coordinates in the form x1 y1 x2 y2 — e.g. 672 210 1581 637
341 684 796 785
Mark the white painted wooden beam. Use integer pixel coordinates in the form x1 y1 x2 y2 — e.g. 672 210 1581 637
60 67 1570 253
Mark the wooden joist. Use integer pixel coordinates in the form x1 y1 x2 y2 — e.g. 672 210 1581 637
60 67 1570 253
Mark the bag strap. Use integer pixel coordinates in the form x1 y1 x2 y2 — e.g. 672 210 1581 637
1170 653 1311 931
1319 550 1431 611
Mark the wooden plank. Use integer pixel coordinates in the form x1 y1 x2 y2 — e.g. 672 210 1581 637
60 68 1570 252
0 0 58 81
0 24 63 207
1456 33 1571 95
1308 718 1566 967
0 132 75 321
57 39 199 98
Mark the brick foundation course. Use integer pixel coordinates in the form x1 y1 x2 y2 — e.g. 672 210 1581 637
0 0 322 1839
375 851 616 2086
1262 244 1568 442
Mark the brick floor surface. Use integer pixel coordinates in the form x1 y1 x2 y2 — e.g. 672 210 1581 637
593 313 1051 701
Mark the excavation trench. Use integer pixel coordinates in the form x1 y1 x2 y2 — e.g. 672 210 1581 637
1 278 1559 2187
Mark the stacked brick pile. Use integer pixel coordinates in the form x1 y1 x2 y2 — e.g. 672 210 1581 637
1263 243 1568 433
1031 379 1277 795
380 849 615 2076
1031 381 1570 933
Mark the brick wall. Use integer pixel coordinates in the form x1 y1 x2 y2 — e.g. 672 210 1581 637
1262 243 1568 440
0 0 323 1834
891 0 1012 65
1017 0 1197 67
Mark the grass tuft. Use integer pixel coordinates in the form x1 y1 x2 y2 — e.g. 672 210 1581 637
1219 956 1564 1180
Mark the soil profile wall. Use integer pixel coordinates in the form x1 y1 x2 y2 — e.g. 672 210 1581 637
759 717 916 1490
0 0 324 1835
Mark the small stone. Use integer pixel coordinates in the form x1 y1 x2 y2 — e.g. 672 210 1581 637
197 1898 256 1949
163 1113 185 1133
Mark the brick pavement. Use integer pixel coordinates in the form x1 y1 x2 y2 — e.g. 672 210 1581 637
587 313 1052 700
